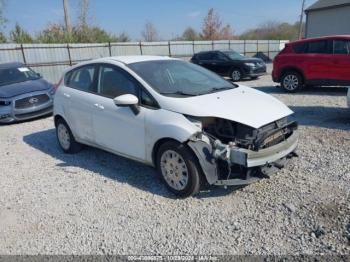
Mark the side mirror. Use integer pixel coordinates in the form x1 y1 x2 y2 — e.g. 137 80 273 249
113 94 140 115
37 73 42 78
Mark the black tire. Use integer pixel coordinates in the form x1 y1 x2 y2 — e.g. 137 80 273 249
251 76 259 80
156 141 202 197
56 118 82 154
231 68 242 81
280 71 303 92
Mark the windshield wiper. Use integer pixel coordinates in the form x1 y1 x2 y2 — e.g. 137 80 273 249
205 86 235 94
159 91 197 96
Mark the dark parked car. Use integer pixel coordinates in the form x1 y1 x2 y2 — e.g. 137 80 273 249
273 35 350 92
0 62 54 123
190 50 267 81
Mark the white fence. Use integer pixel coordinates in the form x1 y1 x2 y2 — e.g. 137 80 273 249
0 40 289 83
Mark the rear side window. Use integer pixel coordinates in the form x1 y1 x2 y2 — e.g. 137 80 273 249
293 42 307 54
66 65 97 92
333 40 350 54
307 40 329 54
198 52 213 60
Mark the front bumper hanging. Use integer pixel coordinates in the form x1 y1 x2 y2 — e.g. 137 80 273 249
188 130 299 186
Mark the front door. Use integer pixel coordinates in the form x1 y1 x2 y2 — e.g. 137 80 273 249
92 64 146 161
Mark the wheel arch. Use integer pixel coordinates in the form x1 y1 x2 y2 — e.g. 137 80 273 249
54 114 66 127
151 137 213 185
279 67 305 83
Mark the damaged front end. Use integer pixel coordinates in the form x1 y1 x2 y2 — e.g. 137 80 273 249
187 116 299 186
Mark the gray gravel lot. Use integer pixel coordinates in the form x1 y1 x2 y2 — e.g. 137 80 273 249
0 65 349 255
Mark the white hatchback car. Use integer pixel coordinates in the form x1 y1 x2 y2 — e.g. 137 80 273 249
54 56 298 197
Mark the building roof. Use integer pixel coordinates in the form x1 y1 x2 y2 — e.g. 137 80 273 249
305 0 350 12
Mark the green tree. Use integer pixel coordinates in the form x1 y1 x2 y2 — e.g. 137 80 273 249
240 21 303 40
0 31 6 43
36 23 71 43
181 27 200 41
10 23 33 43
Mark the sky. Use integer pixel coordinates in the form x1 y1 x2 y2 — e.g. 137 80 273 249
3 0 316 40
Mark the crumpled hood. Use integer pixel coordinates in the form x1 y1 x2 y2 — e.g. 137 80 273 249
0 78 52 99
159 85 293 129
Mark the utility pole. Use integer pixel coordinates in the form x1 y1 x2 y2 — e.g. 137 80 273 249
63 0 72 35
298 0 306 39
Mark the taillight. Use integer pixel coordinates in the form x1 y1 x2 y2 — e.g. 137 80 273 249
53 77 64 93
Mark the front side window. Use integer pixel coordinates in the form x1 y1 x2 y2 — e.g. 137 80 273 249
334 40 350 54
128 60 236 97
0 66 40 87
97 65 138 98
67 65 96 92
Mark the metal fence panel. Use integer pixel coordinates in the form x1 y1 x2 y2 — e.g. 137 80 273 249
69 43 110 63
0 40 288 83
141 42 169 56
0 44 24 63
23 44 69 65
193 41 213 53
170 41 194 57
111 42 141 56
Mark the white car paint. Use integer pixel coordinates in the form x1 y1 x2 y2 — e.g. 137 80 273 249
54 56 295 168
160 85 293 129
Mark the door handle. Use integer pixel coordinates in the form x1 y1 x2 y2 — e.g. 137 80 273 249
211 62 217 65
94 103 104 110
63 93 70 98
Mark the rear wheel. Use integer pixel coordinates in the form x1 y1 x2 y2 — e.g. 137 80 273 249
156 141 202 197
281 71 303 92
231 69 242 81
56 119 82 154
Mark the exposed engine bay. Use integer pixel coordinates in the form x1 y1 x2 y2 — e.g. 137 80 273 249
200 116 297 151
187 116 299 185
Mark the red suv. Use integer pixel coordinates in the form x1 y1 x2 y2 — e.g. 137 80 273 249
272 35 350 92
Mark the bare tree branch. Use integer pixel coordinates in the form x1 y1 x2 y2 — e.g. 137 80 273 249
141 21 159 42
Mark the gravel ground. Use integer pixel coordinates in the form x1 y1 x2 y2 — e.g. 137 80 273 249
0 65 349 255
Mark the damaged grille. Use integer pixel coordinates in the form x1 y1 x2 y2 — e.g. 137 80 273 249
203 117 297 151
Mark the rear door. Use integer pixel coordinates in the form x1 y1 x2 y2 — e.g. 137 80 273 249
303 40 333 82
196 52 218 73
211 52 232 75
332 39 350 83
63 64 98 143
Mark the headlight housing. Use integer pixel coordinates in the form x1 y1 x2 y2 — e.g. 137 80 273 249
244 62 256 68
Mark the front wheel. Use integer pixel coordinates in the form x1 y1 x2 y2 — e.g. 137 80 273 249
156 141 202 197
281 71 303 92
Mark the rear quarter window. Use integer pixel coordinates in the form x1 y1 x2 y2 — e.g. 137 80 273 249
292 42 307 54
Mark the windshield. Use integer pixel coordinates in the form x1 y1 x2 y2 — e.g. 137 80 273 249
128 60 236 96
0 66 41 87
223 51 245 60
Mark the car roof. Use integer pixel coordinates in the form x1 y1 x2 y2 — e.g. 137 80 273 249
289 35 350 45
96 55 177 65
0 62 25 69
